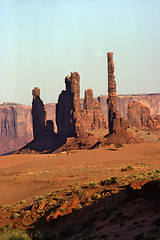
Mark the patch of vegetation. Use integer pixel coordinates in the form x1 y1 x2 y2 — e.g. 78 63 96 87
114 143 123 150
92 193 101 200
100 177 117 186
10 213 20 220
0 229 30 240
121 165 134 171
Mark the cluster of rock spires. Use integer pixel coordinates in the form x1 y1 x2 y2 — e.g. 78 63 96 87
18 71 107 153
56 72 107 139
16 52 160 154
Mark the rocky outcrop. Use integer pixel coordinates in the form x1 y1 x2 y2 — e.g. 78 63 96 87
56 72 84 138
128 101 151 129
56 73 107 139
81 89 107 130
16 75 95 154
0 103 33 155
97 93 160 121
0 102 56 155
151 115 160 129
128 101 160 130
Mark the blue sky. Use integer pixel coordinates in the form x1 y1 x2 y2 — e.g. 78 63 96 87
1 0 160 105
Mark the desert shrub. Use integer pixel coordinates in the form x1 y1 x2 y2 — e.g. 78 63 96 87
100 177 117 186
88 181 98 189
114 143 123 150
10 213 20 220
59 207 65 213
92 193 101 200
121 165 134 171
0 229 30 240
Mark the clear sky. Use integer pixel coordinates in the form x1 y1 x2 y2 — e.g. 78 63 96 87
1 0 160 105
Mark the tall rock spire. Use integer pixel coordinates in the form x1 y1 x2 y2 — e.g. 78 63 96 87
107 52 117 133
31 87 47 139
56 72 84 138
107 52 127 134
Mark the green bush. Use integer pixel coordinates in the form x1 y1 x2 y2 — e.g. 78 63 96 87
114 143 123 150
121 165 134 171
0 229 31 240
100 177 117 186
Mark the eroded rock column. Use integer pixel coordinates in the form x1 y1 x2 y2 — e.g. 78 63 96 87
56 72 84 138
107 52 117 133
107 52 128 133
31 87 47 139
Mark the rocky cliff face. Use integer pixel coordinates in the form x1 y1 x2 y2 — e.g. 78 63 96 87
128 101 151 128
0 103 33 139
128 101 160 130
97 93 160 120
0 102 56 155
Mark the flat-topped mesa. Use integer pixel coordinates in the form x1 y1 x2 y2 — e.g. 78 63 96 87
56 72 84 138
31 87 54 139
107 52 128 133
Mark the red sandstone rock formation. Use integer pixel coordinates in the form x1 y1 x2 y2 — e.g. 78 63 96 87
107 52 128 134
128 101 151 129
56 72 84 138
82 89 107 130
31 87 55 140
95 52 143 146
56 73 107 139
128 101 160 130
31 87 47 139
152 115 160 129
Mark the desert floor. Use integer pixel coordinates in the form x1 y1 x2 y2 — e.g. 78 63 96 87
0 142 160 206
0 142 160 240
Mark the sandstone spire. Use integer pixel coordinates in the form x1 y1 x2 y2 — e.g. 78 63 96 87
107 52 128 133
31 87 47 139
56 72 84 138
107 52 118 133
